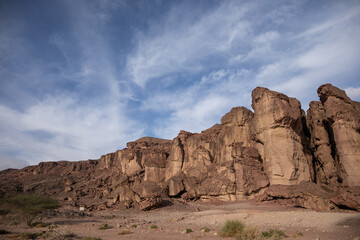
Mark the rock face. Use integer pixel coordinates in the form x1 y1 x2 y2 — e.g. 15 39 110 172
0 84 359 211
251 87 313 185
307 84 360 187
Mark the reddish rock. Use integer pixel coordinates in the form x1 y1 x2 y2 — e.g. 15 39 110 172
1 84 359 212
308 84 360 186
139 195 163 211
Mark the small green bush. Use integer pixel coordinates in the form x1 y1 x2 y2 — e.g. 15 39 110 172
201 227 210 232
219 220 285 240
185 228 193 233
10 220 18 226
219 220 245 237
131 224 137 228
262 229 285 239
3 194 60 226
98 223 111 230
150 224 158 229
239 225 260 240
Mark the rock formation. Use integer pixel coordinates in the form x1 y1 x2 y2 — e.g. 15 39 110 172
307 84 360 186
251 87 313 185
0 84 359 211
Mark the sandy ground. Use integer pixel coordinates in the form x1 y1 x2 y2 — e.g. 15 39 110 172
1 200 359 240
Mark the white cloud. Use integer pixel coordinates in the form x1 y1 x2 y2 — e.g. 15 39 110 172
345 87 360 100
154 94 230 139
136 0 360 137
144 68 253 139
254 4 360 108
0 94 143 165
0 157 29 170
126 1 251 87
0 1 144 166
1 0 360 168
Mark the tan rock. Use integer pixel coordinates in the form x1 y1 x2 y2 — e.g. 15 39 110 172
307 101 342 185
316 84 360 186
251 87 313 185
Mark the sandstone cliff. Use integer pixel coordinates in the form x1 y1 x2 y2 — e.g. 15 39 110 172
1 84 359 211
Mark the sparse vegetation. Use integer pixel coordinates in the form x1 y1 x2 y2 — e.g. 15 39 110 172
293 232 303 238
10 220 18 226
119 229 132 235
185 228 193 233
41 229 76 239
262 229 285 239
131 224 137 228
1 194 60 226
82 237 102 240
20 231 45 239
201 227 210 232
219 220 286 240
98 223 111 230
150 224 158 229
240 225 260 240
219 220 245 237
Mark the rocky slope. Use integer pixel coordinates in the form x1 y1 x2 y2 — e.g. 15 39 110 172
1 84 359 211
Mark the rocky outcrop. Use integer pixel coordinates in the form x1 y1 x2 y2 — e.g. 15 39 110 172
308 84 360 187
0 84 359 212
251 87 313 185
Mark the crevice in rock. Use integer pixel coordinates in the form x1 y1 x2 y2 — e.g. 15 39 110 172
171 189 187 198
333 203 357 211
323 120 337 162
301 114 317 183
322 119 343 184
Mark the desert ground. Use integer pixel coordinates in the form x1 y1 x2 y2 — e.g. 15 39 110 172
0 199 359 240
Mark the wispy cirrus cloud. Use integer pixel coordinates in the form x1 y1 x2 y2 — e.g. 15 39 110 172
0 93 143 165
0 0 143 168
1 0 359 170
125 1 251 87
127 0 360 138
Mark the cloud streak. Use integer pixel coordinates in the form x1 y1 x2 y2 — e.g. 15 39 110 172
1 0 359 169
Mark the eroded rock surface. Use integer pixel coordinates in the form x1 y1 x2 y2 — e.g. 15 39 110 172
1 84 359 212
308 84 360 186
251 87 313 185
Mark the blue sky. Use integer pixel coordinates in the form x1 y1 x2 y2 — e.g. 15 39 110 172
1 0 360 169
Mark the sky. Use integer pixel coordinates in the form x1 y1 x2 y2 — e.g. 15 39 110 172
0 0 360 170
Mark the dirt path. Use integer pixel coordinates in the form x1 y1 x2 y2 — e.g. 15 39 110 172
1 200 359 240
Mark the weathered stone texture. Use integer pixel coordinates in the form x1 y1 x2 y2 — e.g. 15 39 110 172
251 87 313 185
1 84 359 211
